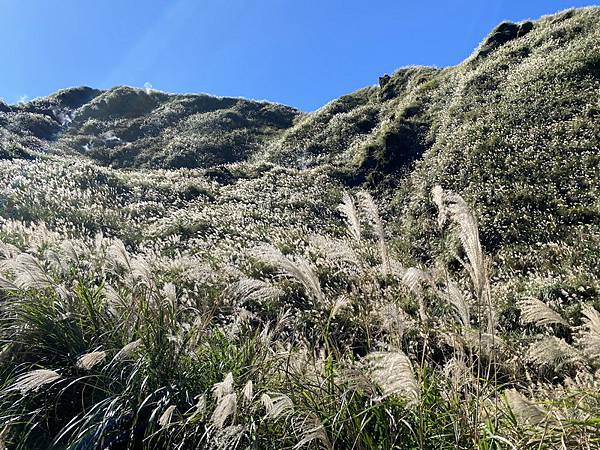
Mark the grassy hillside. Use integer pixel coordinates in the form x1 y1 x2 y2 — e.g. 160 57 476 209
1 86 300 168
0 6 598 449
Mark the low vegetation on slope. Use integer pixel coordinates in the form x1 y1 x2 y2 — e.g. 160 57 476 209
0 6 598 450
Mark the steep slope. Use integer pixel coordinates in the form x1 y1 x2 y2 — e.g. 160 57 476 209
266 7 599 278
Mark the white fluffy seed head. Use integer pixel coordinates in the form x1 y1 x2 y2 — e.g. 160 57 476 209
76 351 107 370
242 380 253 401
212 372 234 400
518 297 568 327
366 350 419 406
11 369 61 393
211 393 237 429
158 405 176 428
504 389 547 425
112 340 142 362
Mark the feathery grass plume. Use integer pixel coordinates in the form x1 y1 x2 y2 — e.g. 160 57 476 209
357 191 389 272
309 235 361 266
213 372 234 400
262 393 294 420
504 389 547 425
402 267 432 294
76 351 107 370
59 239 83 265
294 412 332 450
11 369 61 393
211 425 246 448
211 393 237 429
330 295 351 319
578 305 600 361
442 356 470 397
433 187 495 333
260 393 274 412
242 380 253 402
444 280 470 326
366 350 419 406
161 282 176 303
518 297 569 327
378 257 405 279
130 256 154 288
374 302 408 340
252 246 323 302
0 241 19 259
527 337 583 371
102 283 124 306
0 275 18 291
158 405 176 428
402 267 431 322
112 339 142 362
44 249 69 275
107 240 131 271
445 192 486 293
225 278 281 306
338 191 361 243
9 253 53 290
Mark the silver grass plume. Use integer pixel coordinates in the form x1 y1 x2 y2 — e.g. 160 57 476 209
518 297 568 327
366 350 419 406
293 412 332 450
11 369 61 393
112 339 142 362
242 380 253 402
504 389 547 425
432 187 494 333
130 256 154 288
103 284 125 307
0 241 19 259
8 253 53 290
76 351 107 370
338 191 361 243
158 405 176 428
578 305 600 361
402 267 431 322
444 280 470 326
309 235 361 267
260 393 274 412
357 191 389 273
225 278 282 306
252 246 323 302
330 295 351 319
107 240 131 271
211 393 237 428
527 337 583 371
262 393 294 419
213 372 234 400
161 282 176 303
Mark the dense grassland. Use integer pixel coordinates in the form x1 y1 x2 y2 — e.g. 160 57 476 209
0 6 599 449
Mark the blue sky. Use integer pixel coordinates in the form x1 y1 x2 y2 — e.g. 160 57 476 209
0 0 597 110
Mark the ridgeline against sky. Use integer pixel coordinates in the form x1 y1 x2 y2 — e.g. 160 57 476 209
1 0 598 110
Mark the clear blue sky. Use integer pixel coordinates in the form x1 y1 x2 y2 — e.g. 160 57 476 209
0 0 597 110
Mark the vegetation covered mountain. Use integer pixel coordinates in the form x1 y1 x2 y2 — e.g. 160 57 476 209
0 7 598 449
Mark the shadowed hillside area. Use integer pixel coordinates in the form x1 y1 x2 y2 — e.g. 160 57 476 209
0 6 598 450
